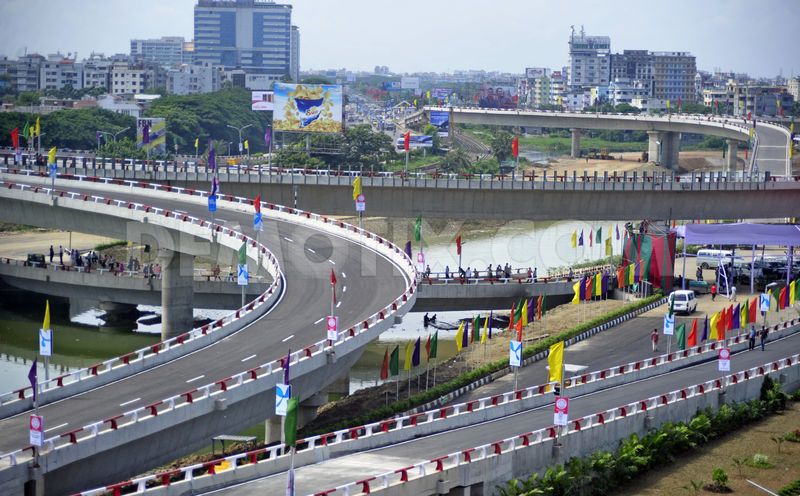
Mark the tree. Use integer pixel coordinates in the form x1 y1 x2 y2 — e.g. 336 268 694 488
441 147 470 172
681 102 711 115
422 124 442 151
339 125 394 170
489 130 513 161
301 77 332 85
614 103 641 114
17 92 39 106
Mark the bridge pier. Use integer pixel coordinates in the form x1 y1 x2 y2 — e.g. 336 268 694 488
570 128 582 158
648 131 680 170
725 139 739 172
158 249 194 340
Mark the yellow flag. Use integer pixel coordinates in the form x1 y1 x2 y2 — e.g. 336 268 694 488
605 237 612 257
413 99 417 107
426 90 431 99
455 322 464 352
404 340 413 370
34 117 40 137
571 231 577 248
194 137 199 149
790 280 796 307
48 147 56 165
244 139 249 150
709 312 719 340
666 100 671 109
480 315 488 344
352 176 362 200
572 282 580 304
521 300 528 326
547 341 564 384
42 300 50 330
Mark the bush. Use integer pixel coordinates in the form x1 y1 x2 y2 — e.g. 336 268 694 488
779 479 800 496
745 453 773 468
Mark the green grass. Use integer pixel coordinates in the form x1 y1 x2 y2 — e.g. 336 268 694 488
384 153 442 172
94 240 127 251
519 135 647 153
0 223 39 233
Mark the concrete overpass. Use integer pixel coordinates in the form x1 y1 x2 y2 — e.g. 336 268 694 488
0 171 416 495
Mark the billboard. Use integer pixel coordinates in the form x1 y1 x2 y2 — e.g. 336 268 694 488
136 118 166 154
273 83 344 134
383 81 401 91
477 85 518 109
251 91 274 111
430 88 451 99
396 135 433 149
525 67 549 79
401 77 420 90
429 111 449 137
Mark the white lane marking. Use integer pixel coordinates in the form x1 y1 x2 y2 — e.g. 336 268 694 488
314 317 324 325
307 247 316 254
186 375 205 383
342 272 347 278
284 237 294 243
336 301 342 308
329 260 336 265
282 334 294 342
343 286 347 293
241 354 257 362
45 422 68 433
119 397 141 408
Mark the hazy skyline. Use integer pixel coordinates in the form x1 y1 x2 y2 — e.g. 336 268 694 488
0 0 797 78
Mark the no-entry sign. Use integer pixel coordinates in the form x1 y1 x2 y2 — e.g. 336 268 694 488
326 315 338 341
718 348 731 372
553 397 569 426
29 414 43 447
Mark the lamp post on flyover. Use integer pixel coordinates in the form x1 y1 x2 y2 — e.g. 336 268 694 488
227 124 253 157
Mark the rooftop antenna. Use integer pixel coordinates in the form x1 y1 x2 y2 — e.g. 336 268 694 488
580 25 585 38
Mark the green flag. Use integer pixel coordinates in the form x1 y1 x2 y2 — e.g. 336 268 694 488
414 215 422 242
389 345 399 376
514 300 524 321
541 294 547 317
596 227 602 244
669 292 675 316
22 121 30 140
472 315 480 342
238 242 247 266
284 396 299 447
676 323 686 350
429 331 438 359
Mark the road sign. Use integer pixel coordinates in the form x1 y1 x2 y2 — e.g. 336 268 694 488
416 252 425 272
29 415 43 447
663 313 675 336
718 348 731 372
253 212 263 232
39 328 52 357
553 397 569 426
355 194 366 212
208 195 217 213
237 264 248 286
275 384 291 416
759 293 770 313
509 340 522 367
326 315 339 341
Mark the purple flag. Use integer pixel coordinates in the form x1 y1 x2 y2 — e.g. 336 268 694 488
141 123 150 145
283 349 291 384
701 316 708 342
412 338 421 367
461 321 470 349
578 230 584 247
404 241 412 260
264 128 272 149
96 131 102 145
527 298 535 322
208 144 216 171
488 311 493 339
211 176 219 197
616 225 620 240
28 359 37 403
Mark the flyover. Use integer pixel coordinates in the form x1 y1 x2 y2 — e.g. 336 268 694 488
0 171 415 495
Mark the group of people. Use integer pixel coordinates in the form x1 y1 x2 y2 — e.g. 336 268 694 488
650 324 769 352
429 263 538 283
46 244 160 277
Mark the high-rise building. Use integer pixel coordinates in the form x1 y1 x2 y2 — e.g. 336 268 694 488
10 54 46 93
130 37 186 66
82 54 113 89
788 77 800 102
609 50 654 94
167 62 222 95
289 25 300 82
193 0 293 79
110 62 155 95
652 52 696 103
567 27 610 91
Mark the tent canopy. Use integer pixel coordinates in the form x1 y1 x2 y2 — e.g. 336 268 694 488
674 223 800 246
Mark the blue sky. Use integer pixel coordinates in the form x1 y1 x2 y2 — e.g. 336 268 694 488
0 0 797 77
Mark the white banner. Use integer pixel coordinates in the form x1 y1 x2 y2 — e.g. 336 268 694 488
760 293 770 312
39 328 52 357
275 384 291 416
238 264 248 286
509 340 522 367
663 313 675 336
29 415 43 447
718 348 731 372
553 397 569 426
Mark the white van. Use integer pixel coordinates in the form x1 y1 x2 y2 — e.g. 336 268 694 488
696 249 732 269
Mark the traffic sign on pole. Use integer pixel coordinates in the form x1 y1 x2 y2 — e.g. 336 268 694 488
326 315 338 341
208 195 217 212
29 415 43 447
553 397 569 426
355 194 366 212
718 348 731 372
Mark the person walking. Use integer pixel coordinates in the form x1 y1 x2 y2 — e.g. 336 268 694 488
748 325 757 351
759 326 768 351
711 283 717 301
58 245 63 265
651 328 659 352
696 266 703 281
49 245 54 264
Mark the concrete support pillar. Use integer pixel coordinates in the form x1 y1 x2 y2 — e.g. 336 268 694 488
158 249 194 340
265 416 282 445
570 128 582 159
647 131 662 164
725 139 739 172
662 131 681 170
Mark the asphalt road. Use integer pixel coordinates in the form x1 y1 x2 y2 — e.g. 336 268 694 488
0 177 409 458
753 123 790 176
204 331 800 496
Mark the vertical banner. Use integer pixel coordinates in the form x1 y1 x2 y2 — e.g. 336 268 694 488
509 340 522 367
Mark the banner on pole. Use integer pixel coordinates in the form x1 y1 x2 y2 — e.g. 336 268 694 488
663 313 675 336
253 212 263 232
237 264 248 286
39 329 52 357
759 293 770 313
326 315 338 341
275 384 291 416
416 252 425 272
718 348 731 372
509 340 522 367
553 397 569 426
208 195 217 213
29 415 43 447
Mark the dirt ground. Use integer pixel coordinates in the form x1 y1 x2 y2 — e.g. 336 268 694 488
525 150 736 176
0 230 116 260
618 402 800 496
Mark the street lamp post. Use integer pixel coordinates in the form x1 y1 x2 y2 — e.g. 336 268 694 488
227 124 253 156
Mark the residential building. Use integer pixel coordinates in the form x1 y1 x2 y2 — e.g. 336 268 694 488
652 52 696 103
193 0 293 80
608 78 649 106
566 27 611 92
39 54 83 91
167 62 221 95
630 97 667 113
96 95 142 118
728 82 794 117
10 54 46 92
110 62 154 95
702 87 729 111
788 77 800 102
130 36 186 66
289 25 300 82
609 50 654 94
82 54 112 90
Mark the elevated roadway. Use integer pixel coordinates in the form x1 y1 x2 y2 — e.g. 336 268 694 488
0 171 414 495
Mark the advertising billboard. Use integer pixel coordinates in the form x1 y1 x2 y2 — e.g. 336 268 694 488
430 88 451 100
251 91 274 111
525 67 548 79
396 135 433 150
136 118 166 154
401 77 420 91
273 83 344 134
383 81 401 91
477 85 519 109
429 111 450 137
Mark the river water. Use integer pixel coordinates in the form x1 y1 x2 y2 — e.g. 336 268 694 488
0 219 625 395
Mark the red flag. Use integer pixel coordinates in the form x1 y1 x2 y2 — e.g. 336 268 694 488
508 302 516 330
779 287 787 309
511 136 519 158
687 319 697 347
380 347 389 380
403 132 410 152
749 297 757 323
456 235 462 256
537 295 543 320
11 128 19 149
330 270 337 286
516 318 522 342
425 335 431 358
254 194 261 213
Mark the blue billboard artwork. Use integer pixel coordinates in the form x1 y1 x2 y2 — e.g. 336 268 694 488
429 111 450 137
382 81 402 92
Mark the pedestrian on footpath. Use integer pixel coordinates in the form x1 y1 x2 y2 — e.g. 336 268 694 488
748 325 757 351
759 326 768 351
651 328 659 352
58 245 63 265
711 283 717 301
49 245 54 264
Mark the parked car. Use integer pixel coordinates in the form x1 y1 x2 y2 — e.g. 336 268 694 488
25 253 46 268
668 290 697 314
